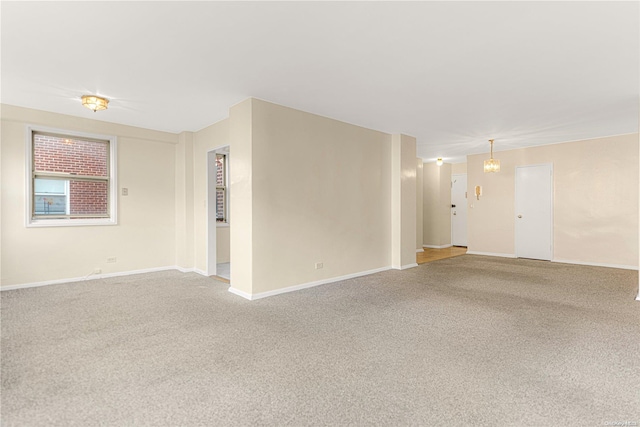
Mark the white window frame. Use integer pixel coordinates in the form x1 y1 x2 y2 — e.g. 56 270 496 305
215 152 229 224
25 125 118 227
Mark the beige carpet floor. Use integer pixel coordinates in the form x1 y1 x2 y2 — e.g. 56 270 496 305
2 255 639 426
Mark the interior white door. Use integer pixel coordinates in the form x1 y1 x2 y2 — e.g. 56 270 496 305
451 174 468 247
515 164 553 260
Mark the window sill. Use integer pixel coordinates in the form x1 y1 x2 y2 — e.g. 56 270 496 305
27 218 117 228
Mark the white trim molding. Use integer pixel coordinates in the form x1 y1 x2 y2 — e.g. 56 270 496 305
394 263 418 270
1 266 205 291
463 253 638 270
423 244 452 249
174 266 209 276
551 259 638 271
466 251 517 258
228 287 253 300
416 248 424 253
228 266 393 301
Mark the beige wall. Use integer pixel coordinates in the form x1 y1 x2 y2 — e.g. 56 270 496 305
467 134 638 268
452 163 467 174
229 99 254 294
422 162 452 248
416 159 424 250
391 134 417 268
216 226 230 263
0 105 178 287
175 131 195 269
3 102 635 294
230 99 394 295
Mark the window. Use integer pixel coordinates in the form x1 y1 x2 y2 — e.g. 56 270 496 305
27 126 117 227
34 179 69 215
215 153 228 223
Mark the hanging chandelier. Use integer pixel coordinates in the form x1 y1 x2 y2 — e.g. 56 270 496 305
483 139 500 173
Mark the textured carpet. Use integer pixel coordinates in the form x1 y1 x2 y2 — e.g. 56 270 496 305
2 255 639 426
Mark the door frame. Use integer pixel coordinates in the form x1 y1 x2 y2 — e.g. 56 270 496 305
206 145 230 276
206 150 217 276
515 163 554 260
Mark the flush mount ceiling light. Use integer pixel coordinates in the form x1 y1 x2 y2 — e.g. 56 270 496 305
483 139 500 173
81 95 109 112
436 158 443 166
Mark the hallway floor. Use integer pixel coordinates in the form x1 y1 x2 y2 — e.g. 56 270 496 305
417 246 467 264
212 262 230 283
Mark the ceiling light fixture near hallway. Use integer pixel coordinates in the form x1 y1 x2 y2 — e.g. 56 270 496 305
81 95 109 112
436 158 443 166
484 139 500 173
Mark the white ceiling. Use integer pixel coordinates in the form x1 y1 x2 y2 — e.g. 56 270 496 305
2 1 638 163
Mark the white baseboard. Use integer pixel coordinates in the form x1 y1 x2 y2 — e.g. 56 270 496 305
466 251 516 258
416 248 424 253
228 287 253 300
463 253 638 271
176 267 208 276
393 263 419 270
552 259 638 271
1 266 200 291
228 266 392 301
423 244 453 249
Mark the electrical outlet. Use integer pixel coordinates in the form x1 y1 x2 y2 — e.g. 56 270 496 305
106 257 117 263
94 268 102 274
122 188 128 196
315 262 323 269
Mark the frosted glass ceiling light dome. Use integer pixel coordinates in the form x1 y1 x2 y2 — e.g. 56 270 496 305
436 158 443 166
483 139 500 173
81 95 109 112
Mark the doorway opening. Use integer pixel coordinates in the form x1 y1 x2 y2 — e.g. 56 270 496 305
207 146 231 282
